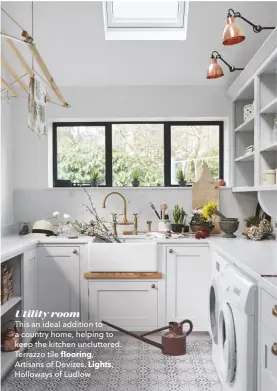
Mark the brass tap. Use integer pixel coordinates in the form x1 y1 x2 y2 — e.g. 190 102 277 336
102 192 133 225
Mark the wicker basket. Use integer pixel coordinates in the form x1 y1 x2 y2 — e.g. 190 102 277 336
1 265 14 305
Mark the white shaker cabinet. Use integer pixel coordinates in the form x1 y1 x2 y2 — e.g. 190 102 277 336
166 245 211 331
37 246 80 322
88 280 164 330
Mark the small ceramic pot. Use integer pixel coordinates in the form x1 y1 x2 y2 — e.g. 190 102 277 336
190 224 214 233
132 180 140 187
90 180 99 187
178 180 187 187
171 224 184 233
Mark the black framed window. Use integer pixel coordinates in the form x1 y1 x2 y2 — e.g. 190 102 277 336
53 121 224 187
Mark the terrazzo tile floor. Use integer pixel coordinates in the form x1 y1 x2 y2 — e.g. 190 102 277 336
2 332 222 391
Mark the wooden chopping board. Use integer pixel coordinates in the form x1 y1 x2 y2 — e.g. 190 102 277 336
192 162 220 234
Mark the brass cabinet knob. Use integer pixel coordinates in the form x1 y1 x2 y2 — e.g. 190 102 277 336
271 343 277 356
73 249 78 255
272 305 277 317
169 249 173 254
151 284 156 289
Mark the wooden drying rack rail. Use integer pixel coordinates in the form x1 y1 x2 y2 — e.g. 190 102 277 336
1 29 69 108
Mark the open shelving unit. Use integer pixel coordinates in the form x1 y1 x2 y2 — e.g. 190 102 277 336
1 255 22 379
228 29 277 197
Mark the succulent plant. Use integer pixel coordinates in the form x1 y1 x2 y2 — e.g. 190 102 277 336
91 169 99 181
244 215 261 228
173 205 186 224
176 169 185 181
132 170 140 182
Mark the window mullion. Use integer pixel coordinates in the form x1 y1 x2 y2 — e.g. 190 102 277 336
164 123 171 186
106 124 112 186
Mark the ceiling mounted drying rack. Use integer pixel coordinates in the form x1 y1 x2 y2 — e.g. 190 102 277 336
1 6 70 108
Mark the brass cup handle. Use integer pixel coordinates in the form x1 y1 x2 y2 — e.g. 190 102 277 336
169 249 173 254
271 343 277 356
73 250 78 255
272 305 277 317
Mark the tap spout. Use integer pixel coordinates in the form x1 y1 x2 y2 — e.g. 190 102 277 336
102 192 130 224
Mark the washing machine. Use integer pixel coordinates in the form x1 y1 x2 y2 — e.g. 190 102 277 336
216 264 257 391
209 251 228 364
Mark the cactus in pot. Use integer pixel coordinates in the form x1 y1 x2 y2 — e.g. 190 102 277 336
172 205 187 232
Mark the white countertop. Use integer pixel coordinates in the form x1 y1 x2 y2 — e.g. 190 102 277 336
208 236 277 277
1 235 93 263
208 236 277 295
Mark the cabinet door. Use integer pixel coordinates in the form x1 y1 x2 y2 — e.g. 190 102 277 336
166 246 210 331
88 281 159 328
261 323 277 391
37 246 80 321
23 248 37 335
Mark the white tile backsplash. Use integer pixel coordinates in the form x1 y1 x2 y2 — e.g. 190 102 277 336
14 188 258 233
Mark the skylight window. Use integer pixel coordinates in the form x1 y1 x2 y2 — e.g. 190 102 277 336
103 1 189 40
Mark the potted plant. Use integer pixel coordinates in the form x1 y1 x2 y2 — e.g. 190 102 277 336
131 170 140 187
176 169 186 187
90 170 99 187
172 205 187 232
244 215 260 236
190 203 217 233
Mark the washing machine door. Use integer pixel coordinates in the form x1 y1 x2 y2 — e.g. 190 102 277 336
218 303 236 384
209 279 220 344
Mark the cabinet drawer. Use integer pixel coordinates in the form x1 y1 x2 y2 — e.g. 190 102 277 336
261 289 277 337
261 323 277 391
38 246 80 258
88 280 159 328
166 246 208 257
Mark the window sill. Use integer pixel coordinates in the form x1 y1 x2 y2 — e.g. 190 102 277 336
45 186 232 191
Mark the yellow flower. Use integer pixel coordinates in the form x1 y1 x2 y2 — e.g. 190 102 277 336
202 202 218 220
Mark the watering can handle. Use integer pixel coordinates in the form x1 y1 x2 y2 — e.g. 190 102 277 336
179 319 193 336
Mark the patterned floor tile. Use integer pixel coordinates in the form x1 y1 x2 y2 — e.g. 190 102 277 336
1 336 222 391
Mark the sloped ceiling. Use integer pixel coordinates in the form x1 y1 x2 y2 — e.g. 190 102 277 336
1 1 277 88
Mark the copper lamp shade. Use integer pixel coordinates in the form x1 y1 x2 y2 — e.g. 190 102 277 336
223 16 245 45
207 58 224 79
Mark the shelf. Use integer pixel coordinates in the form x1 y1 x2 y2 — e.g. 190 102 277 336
1 296 21 316
260 97 277 114
235 151 255 162
258 185 277 191
234 117 254 132
232 186 257 193
1 337 33 378
260 142 277 152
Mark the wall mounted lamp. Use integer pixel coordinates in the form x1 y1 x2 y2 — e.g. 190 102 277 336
207 51 244 79
223 8 275 46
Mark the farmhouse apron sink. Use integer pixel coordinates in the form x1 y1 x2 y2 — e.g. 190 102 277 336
88 242 158 272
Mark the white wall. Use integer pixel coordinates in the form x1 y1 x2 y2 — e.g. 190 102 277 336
1 101 14 230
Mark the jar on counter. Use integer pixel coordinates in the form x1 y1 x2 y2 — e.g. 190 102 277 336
262 169 276 185
158 220 171 232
